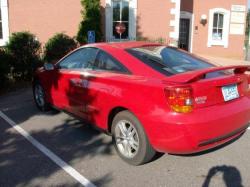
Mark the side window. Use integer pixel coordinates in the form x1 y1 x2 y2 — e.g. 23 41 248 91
94 51 128 73
58 48 98 70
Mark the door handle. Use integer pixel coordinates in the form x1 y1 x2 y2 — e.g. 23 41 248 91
70 78 88 88
80 72 95 79
70 79 82 87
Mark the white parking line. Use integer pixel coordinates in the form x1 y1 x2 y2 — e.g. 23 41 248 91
0 111 96 187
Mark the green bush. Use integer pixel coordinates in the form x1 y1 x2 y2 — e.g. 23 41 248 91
6 32 42 81
76 0 102 44
43 33 77 63
0 48 11 87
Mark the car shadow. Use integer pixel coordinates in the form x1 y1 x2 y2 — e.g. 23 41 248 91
0 87 114 186
0 113 114 186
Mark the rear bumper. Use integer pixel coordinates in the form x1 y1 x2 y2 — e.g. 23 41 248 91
198 124 247 147
140 97 250 154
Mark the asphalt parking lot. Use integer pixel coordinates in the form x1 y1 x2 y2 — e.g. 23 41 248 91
1 88 250 187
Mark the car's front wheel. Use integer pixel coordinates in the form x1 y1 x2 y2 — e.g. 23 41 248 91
112 111 156 165
33 82 50 112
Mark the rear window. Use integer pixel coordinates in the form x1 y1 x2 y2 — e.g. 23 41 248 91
127 46 215 76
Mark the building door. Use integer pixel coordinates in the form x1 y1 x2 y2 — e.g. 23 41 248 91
179 18 190 51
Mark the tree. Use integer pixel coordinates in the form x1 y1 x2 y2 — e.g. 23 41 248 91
245 10 250 47
6 32 42 80
43 33 77 63
76 0 102 44
0 48 11 87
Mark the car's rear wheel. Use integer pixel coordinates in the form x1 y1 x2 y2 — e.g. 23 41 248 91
111 111 156 165
33 82 50 112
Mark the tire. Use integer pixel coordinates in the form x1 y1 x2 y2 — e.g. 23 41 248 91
111 110 156 165
33 82 50 112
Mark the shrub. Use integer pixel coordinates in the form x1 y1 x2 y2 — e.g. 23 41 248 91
43 33 77 63
76 0 102 44
6 32 42 81
0 48 11 87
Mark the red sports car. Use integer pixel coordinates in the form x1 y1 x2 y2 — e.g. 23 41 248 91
33 42 250 165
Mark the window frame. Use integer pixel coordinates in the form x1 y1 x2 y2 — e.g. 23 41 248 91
212 13 224 41
112 0 129 40
0 7 2 39
105 0 137 42
207 8 230 48
93 49 131 74
0 0 9 46
56 47 99 70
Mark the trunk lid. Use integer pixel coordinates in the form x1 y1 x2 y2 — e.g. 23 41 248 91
164 66 250 108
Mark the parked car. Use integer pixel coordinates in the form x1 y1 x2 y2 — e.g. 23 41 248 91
33 42 250 165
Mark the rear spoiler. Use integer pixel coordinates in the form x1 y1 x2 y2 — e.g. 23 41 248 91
165 65 250 84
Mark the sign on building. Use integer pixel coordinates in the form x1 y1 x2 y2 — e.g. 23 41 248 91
87 31 95 44
230 24 245 35
231 5 246 12
231 12 245 24
230 5 246 35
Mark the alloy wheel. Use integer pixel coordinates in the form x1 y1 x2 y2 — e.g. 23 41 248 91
34 84 45 107
114 120 140 158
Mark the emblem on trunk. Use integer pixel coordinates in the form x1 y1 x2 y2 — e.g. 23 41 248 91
195 96 207 104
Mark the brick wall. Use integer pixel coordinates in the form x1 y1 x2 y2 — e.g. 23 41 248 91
8 0 82 44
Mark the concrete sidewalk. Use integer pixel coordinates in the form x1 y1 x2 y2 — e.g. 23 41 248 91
200 55 250 66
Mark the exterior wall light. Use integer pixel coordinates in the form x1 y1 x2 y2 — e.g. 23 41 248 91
106 3 111 8
200 14 207 25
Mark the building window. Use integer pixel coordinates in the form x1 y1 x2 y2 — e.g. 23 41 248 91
212 13 223 40
0 7 3 39
208 8 230 48
105 0 137 41
112 0 129 39
0 0 9 46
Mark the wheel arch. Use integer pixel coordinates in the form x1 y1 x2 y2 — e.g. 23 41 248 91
107 106 129 133
32 75 41 88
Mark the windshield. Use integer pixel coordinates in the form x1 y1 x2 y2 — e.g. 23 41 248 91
127 46 215 76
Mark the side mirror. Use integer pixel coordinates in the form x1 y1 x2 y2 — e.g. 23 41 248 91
44 63 55 71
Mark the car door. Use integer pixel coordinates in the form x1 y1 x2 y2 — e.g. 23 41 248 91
51 47 98 116
79 50 131 127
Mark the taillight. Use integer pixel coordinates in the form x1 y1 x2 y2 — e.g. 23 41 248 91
165 86 193 113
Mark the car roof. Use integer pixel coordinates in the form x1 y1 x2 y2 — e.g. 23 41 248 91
85 41 164 50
